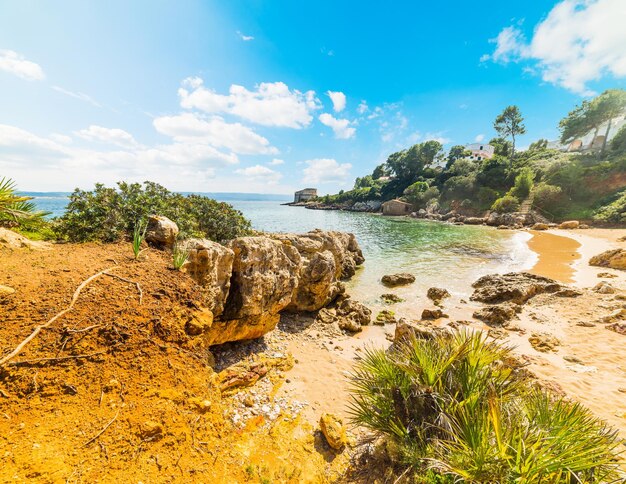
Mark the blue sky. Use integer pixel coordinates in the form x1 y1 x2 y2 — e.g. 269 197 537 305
0 0 625 193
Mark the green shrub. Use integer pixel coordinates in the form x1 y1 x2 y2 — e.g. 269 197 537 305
533 182 569 218
132 221 146 260
172 243 189 270
491 195 520 213
610 124 626 154
349 331 620 483
593 190 626 224
511 166 535 198
54 181 252 243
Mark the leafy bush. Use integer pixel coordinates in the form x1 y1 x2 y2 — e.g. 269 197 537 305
491 195 520 213
54 181 252 243
593 189 626 224
533 182 569 218
349 331 620 483
611 125 626 154
511 166 535 198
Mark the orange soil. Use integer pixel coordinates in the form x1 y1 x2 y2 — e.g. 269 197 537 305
0 242 348 483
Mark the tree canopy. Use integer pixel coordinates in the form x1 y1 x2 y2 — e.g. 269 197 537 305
494 105 526 157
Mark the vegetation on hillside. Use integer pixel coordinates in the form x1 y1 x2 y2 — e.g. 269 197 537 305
54 181 252 242
320 89 626 223
349 331 621 483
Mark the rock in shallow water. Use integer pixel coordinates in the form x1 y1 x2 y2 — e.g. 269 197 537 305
471 272 561 305
381 273 416 287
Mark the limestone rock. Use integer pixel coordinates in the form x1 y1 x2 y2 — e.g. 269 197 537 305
589 249 626 271
0 285 15 297
139 421 164 439
319 413 347 450
529 333 560 352
381 293 403 303
471 272 561 305
558 220 579 229
213 237 301 345
381 273 416 287
554 288 583 297
593 282 616 294
183 238 234 316
421 308 448 320
0 228 50 250
271 230 364 311
427 287 450 304
336 298 371 332
473 305 517 326
145 215 179 249
375 310 397 325
185 308 214 336
606 322 626 335
464 217 486 225
531 223 549 230
394 320 449 342
597 272 618 278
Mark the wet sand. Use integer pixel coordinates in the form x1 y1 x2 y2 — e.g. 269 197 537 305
527 230 581 283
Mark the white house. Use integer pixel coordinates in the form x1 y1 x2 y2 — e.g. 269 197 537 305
465 143 495 161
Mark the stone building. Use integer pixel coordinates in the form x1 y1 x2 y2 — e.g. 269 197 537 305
294 188 318 203
382 199 412 216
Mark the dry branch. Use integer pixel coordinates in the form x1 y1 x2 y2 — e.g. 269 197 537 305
83 410 119 447
103 272 143 304
0 266 117 367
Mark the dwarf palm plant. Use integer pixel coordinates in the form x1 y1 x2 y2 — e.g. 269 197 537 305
0 177 47 224
348 330 621 482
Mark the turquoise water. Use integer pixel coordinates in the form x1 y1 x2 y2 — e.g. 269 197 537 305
27 193 535 316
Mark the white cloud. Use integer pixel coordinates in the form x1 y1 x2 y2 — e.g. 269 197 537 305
302 158 352 183
235 164 282 184
424 132 451 144
475 134 485 142
236 31 254 41
318 113 356 139
357 101 368 114
0 49 44 81
76 125 138 148
0 123 237 190
327 91 346 112
482 0 626 95
52 86 101 107
178 78 321 128
153 112 278 155
269 158 284 165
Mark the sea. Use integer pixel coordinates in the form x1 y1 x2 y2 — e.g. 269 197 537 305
22 192 536 316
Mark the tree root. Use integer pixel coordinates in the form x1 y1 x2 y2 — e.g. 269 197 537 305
0 266 117 367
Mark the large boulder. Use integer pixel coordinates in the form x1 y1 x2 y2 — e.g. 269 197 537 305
381 273 416 287
473 304 518 326
212 237 301 345
319 413 347 450
471 272 561 305
145 215 179 249
183 238 234 316
558 220 580 230
589 249 626 271
427 287 450 304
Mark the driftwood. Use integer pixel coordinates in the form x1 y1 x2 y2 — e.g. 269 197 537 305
0 266 117 367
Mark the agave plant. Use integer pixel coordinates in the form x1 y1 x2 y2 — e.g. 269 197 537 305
0 177 47 224
348 330 622 482
172 242 189 270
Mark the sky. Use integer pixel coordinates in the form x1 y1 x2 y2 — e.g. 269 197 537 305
0 0 625 194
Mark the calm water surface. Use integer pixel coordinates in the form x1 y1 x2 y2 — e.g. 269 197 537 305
27 193 536 316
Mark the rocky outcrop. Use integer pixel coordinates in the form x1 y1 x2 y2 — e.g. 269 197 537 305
421 308 448 320
531 223 549 231
179 230 365 345
145 215 179 249
0 228 50 250
381 273 416 287
215 237 301 345
394 319 450 342
183 238 234 315
589 249 626 271
271 230 364 311
350 200 382 212
471 272 561 305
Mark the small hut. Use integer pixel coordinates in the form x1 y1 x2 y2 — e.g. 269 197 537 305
382 199 412 216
